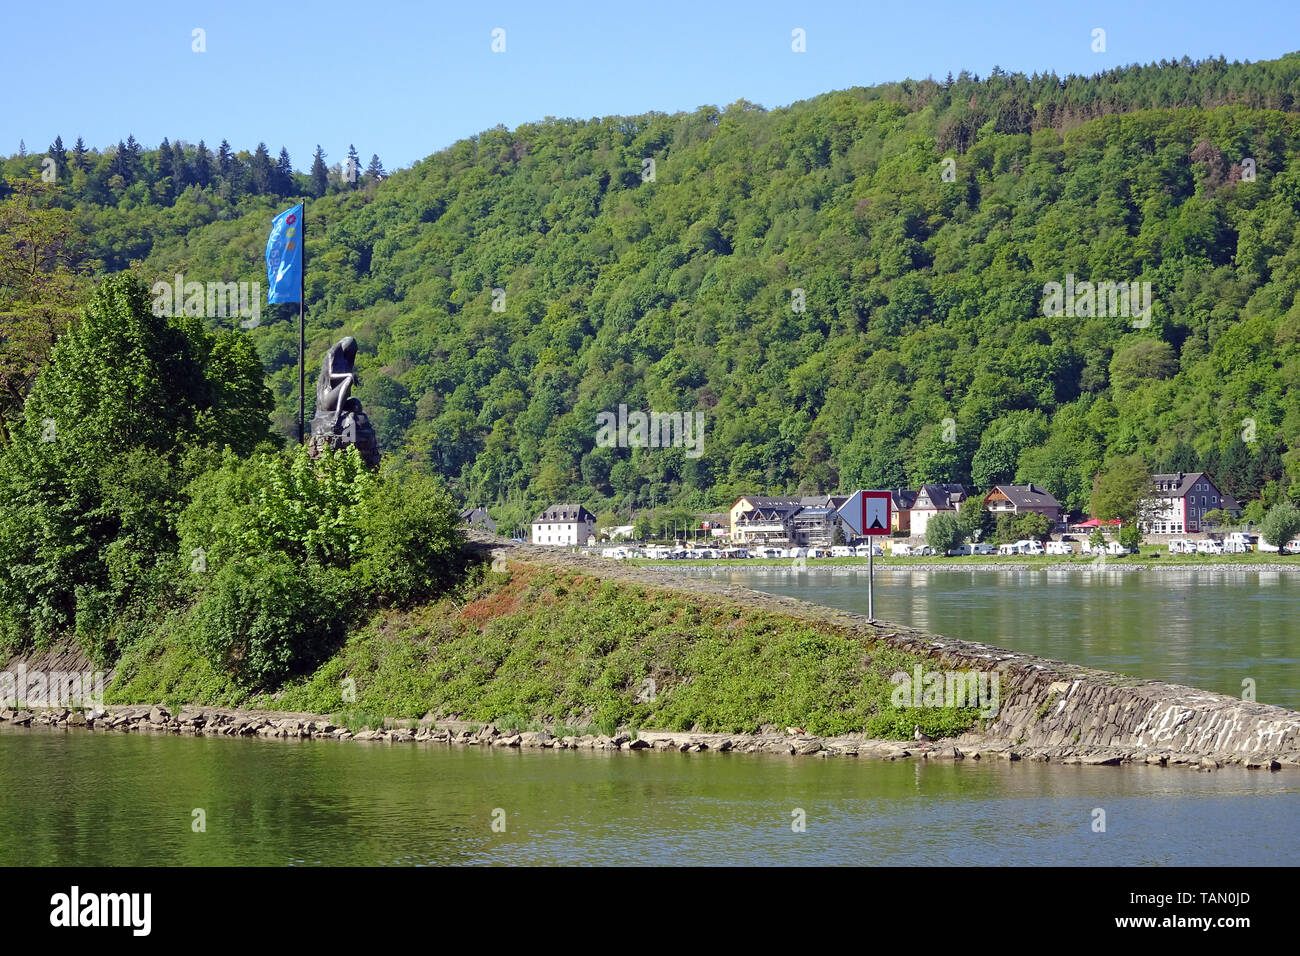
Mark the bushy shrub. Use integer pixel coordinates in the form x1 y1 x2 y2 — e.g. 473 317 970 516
192 556 357 687
177 447 465 685
355 472 466 607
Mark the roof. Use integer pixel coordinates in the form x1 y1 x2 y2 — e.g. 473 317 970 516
988 483 1062 510
1150 472 1220 497
889 488 918 510
735 496 803 509
913 483 966 510
533 503 595 524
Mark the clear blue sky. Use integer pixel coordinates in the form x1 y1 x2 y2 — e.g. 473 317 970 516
3 0 1298 172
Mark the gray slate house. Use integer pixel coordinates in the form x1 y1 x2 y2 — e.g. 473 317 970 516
459 507 497 533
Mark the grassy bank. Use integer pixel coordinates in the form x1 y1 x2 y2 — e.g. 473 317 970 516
105 560 981 740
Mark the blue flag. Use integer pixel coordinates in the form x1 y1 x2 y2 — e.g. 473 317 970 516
266 203 304 303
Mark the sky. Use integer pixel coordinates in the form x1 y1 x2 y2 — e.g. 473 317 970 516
3 0 1299 172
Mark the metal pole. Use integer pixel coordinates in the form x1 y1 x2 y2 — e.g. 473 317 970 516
298 200 306 445
868 544 875 622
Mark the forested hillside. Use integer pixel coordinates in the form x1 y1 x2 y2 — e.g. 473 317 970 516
7 53 1300 532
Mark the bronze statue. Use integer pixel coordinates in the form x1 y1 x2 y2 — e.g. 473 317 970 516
308 337 380 467
316 337 358 426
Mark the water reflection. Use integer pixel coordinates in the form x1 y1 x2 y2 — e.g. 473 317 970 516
674 568 1300 709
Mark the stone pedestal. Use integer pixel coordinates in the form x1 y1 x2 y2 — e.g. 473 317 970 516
308 411 380 468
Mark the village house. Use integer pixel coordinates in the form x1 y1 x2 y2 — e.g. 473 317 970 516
888 489 917 534
530 504 596 546
1142 473 1240 535
729 496 802 542
907 483 966 536
983 484 1063 525
730 494 853 547
459 506 497 533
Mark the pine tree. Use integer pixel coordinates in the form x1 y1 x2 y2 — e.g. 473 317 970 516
18 140 26 157
276 147 293 195
365 153 385 181
157 138 173 196
344 143 361 187
111 139 131 182
250 142 274 195
72 137 88 171
48 136 67 177
310 145 328 198
194 140 211 188
171 140 190 191
217 139 233 177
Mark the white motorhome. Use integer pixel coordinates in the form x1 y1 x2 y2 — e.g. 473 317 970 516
1014 539 1045 555
891 543 914 557
830 545 856 558
1167 539 1196 554
1196 539 1223 555
1045 541 1073 555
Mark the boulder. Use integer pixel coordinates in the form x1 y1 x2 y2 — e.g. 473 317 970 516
148 705 170 724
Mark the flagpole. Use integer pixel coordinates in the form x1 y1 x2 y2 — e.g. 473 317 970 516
298 200 306 445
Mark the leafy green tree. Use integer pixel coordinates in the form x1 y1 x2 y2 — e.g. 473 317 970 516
1010 511 1053 540
1260 502 1300 550
925 512 964 555
1090 455 1153 523
0 273 274 652
0 178 90 439
957 495 993 541
1201 508 1230 529
1118 523 1143 550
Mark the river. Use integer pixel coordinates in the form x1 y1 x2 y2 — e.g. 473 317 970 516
672 567 1300 710
2 726 1298 866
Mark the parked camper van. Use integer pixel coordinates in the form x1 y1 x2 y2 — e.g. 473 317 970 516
830 545 855 558
1167 539 1195 554
891 543 914 557
1196 539 1223 555
1014 539 1045 555
971 542 997 555
1045 541 1073 555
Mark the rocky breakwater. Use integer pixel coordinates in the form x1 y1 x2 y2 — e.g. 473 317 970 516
465 532 1300 770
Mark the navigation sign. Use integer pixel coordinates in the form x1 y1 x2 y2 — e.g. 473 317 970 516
840 490 892 537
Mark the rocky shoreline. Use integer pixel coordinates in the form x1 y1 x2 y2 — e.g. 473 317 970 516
0 704 1288 772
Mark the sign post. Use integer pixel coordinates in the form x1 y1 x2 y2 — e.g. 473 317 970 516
839 490 892 623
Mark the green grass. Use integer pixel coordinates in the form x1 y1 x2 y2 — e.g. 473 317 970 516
104 562 982 740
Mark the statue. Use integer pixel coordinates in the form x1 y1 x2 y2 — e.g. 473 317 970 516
308 336 380 467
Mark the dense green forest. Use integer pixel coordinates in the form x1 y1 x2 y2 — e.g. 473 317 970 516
7 52 1300 535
